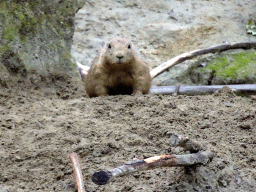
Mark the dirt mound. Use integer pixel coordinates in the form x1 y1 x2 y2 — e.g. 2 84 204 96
0 78 256 191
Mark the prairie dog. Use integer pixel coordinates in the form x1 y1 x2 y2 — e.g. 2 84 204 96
83 37 151 97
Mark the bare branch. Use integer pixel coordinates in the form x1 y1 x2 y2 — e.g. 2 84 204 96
69 152 85 192
92 151 214 185
150 41 256 79
76 62 89 81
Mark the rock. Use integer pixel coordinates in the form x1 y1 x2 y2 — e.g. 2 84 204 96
142 23 191 43
0 0 87 76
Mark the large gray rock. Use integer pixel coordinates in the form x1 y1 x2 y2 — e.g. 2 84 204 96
0 0 86 77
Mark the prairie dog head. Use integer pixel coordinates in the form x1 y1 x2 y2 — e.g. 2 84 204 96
102 37 136 66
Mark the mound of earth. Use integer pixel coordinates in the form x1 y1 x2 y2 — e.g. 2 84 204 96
0 78 255 191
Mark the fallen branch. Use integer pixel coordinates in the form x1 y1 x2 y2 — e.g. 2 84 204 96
169 133 207 153
92 133 214 185
92 151 214 185
77 62 90 81
149 84 256 95
69 152 85 192
150 41 256 79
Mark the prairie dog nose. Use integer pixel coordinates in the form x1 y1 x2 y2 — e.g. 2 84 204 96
116 53 124 59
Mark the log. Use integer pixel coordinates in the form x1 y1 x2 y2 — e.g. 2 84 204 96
149 84 256 95
92 151 214 185
150 41 256 79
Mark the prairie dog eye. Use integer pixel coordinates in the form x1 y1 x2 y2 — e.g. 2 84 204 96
128 44 131 49
108 44 111 49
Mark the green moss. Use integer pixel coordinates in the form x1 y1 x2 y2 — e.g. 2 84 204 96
206 51 256 79
1 0 74 43
0 1 39 43
0 45 10 55
207 57 229 71
1 0 76 74
1 2 18 41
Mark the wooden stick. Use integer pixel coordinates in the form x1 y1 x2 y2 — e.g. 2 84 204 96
77 62 89 81
150 41 256 79
69 152 85 192
149 84 256 95
92 151 214 185
169 133 207 153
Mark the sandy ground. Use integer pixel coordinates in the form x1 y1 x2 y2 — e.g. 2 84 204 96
1 0 256 192
0 76 256 191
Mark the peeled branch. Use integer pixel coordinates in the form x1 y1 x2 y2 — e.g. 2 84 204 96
92 151 214 185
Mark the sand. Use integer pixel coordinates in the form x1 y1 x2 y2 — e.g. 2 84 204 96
0 77 255 191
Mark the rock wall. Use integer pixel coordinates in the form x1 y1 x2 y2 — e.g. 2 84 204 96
0 0 86 77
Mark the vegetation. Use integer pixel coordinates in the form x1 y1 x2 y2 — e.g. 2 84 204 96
205 51 256 79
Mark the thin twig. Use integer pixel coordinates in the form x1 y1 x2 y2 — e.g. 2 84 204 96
150 41 256 79
69 152 85 192
92 151 214 185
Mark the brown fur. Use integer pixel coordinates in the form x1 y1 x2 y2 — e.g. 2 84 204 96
84 37 152 97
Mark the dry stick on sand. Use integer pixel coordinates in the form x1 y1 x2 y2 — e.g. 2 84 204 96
92 134 214 185
150 41 256 79
69 152 85 192
92 152 214 185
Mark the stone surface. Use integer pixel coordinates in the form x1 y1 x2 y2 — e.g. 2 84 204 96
0 0 86 76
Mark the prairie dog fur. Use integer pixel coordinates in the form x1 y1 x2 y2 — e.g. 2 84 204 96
83 37 151 97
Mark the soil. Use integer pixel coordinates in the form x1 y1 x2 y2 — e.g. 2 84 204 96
1 0 256 192
0 75 256 192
